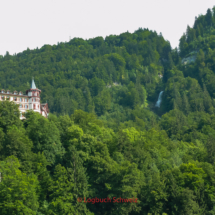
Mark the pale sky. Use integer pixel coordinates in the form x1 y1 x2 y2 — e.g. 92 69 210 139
0 0 215 56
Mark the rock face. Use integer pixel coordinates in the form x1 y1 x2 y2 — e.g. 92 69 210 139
182 55 196 65
181 51 198 65
106 82 121 88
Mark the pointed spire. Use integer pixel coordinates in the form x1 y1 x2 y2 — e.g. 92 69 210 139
31 77 37 89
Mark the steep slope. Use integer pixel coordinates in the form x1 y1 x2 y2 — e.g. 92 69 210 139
2 6 215 215
159 7 215 117
0 28 172 130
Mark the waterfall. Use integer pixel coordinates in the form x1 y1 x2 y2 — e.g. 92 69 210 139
155 91 163 108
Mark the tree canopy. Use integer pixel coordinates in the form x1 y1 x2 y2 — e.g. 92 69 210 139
1 6 215 214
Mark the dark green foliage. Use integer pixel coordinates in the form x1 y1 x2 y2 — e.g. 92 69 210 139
0 101 22 132
24 111 65 165
0 156 39 215
0 28 169 118
1 6 215 214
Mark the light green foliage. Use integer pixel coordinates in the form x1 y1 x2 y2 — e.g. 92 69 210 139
47 164 75 214
0 156 39 215
0 28 169 118
3 126 33 160
0 101 22 132
93 89 111 116
179 163 205 190
104 53 126 70
0 6 215 215
24 111 65 165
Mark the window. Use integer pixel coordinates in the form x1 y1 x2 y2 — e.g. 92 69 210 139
34 98 36 102
14 97 17 101
19 92 22 95
6 96 10 100
7 91 9 94
20 98 22 102
1 96 4 100
20 112 22 117
19 104 22 108
1 90 4 93
25 98 28 102
33 104 35 109
14 92 17 95
25 104 28 109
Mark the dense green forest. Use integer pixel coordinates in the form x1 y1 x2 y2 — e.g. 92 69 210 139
1 6 215 215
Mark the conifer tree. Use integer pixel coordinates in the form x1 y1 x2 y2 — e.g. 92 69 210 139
179 34 187 56
203 83 213 113
186 25 191 43
173 85 182 110
205 8 213 27
213 7 215 25
168 52 174 69
64 145 91 214
182 92 190 115
196 25 201 37
199 23 204 36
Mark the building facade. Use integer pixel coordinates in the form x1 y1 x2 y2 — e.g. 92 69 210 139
0 78 49 119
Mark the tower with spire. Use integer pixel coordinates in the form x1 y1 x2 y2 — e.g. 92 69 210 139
26 77 41 114
0 78 49 119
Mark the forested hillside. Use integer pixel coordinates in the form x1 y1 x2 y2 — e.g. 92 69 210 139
1 6 215 215
0 27 171 127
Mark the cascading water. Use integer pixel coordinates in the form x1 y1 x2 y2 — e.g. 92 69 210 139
155 91 163 108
